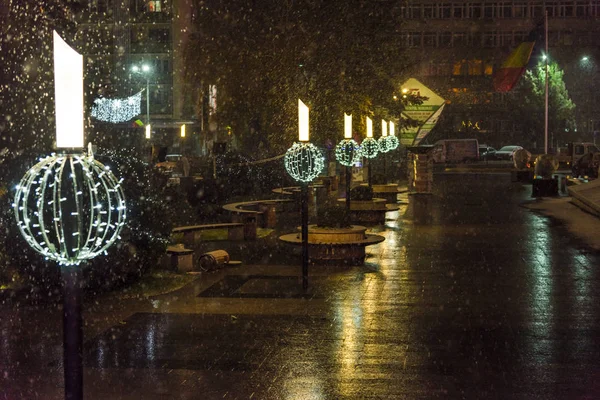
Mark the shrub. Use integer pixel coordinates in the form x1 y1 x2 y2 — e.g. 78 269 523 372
317 205 351 229
350 185 373 201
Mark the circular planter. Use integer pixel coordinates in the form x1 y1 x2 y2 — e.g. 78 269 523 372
279 225 385 265
336 198 397 224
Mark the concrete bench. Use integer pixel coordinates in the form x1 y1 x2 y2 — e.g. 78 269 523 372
166 245 194 272
172 223 247 244
222 199 293 229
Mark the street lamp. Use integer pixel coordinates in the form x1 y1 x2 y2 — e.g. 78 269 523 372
131 64 151 139
361 116 379 187
284 99 324 290
335 113 360 210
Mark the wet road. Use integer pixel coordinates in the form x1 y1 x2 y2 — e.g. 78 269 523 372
2 172 600 399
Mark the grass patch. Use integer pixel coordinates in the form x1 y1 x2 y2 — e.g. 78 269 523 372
118 270 197 299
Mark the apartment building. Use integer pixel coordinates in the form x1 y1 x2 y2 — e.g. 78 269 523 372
399 0 600 148
75 0 199 153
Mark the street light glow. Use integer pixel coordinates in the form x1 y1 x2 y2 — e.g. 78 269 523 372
142 64 150 72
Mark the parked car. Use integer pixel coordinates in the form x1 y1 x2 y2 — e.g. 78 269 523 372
479 146 497 160
483 145 523 161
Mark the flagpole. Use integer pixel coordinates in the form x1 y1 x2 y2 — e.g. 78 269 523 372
544 10 549 154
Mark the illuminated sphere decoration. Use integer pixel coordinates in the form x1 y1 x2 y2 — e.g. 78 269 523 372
386 135 399 151
361 137 379 159
13 152 127 266
335 139 361 167
378 136 391 153
284 142 324 183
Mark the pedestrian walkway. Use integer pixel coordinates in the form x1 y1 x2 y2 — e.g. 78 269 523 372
3 172 600 399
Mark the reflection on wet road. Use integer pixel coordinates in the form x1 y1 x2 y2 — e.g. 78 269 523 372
4 172 600 399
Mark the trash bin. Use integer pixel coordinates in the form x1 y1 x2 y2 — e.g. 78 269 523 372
198 250 230 271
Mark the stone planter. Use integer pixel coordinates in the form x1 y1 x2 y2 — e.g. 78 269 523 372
361 183 401 203
337 198 397 224
279 225 385 265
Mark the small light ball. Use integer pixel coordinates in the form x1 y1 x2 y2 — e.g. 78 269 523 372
335 139 361 167
386 135 399 150
361 137 379 159
13 153 127 266
378 136 391 153
284 142 324 182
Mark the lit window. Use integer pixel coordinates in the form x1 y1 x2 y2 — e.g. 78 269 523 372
147 1 161 12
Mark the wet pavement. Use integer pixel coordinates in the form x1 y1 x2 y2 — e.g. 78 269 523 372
3 171 600 399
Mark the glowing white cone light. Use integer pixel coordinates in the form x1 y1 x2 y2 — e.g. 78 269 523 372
180 124 186 138
344 113 352 139
298 99 310 141
54 31 84 149
366 117 373 138
381 120 388 137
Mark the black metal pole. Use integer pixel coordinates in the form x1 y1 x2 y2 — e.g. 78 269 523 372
345 165 351 210
383 153 387 184
62 266 83 400
367 157 372 187
301 183 309 290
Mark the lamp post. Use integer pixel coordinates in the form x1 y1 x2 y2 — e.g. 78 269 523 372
131 64 151 140
378 120 391 183
14 31 126 400
335 113 360 210
284 99 324 290
361 116 379 187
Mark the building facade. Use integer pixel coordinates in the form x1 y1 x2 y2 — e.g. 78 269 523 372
398 0 600 149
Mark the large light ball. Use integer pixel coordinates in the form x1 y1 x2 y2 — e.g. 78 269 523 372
335 139 361 167
13 153 127 266
378 136 391 153
284 142 324 182
361 137 379 159
386 135 399 150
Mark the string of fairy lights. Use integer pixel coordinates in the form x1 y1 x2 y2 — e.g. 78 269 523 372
90 91 142 123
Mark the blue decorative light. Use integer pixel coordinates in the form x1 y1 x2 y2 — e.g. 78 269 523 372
361 137 379 159
335 139 361 167
284 142 324 183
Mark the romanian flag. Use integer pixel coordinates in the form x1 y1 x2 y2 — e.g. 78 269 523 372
493 41 535 92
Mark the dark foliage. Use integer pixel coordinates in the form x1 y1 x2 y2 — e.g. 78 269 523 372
317 205 351 229
350 185 373 201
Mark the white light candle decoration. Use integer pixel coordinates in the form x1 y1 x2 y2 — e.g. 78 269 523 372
180 124 186 138
145 124 151 140
344 113 352 139
390 121 395 136
54 31 84 149
366 117 373 138
382 120 388 137
298 99 309 142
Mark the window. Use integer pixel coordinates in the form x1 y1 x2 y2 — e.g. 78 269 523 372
468 60 483 75
439 32 452 47
484 3 495 18
576 1 588 17
453 32 468 47
148 28 170 43
424 4 435 18
501 4 512 18
469 3 482 18
483 32 497 47
440 4 451 18
561 2 574 17
147 1 162 12
409 32 422 47
513 3 528 18
453 4 463 18
424 32 436 47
